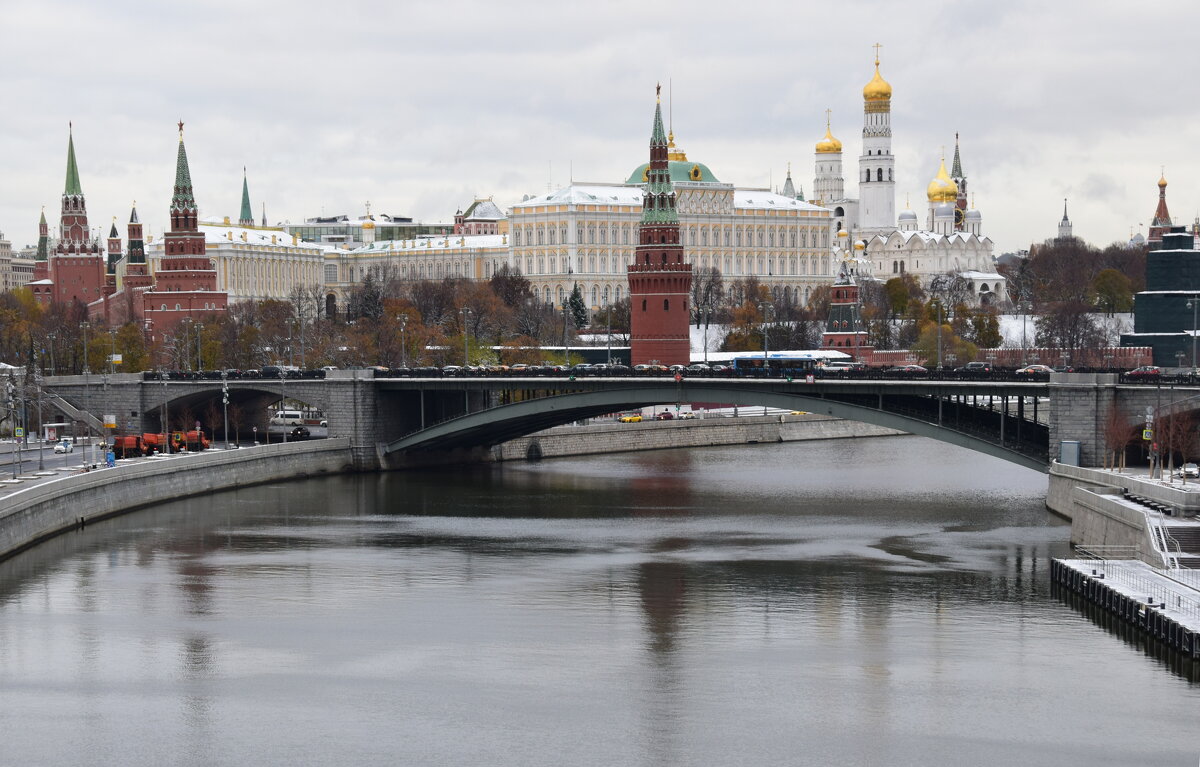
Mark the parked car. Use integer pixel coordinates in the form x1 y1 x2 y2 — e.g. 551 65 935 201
617 413 642 423
654 411 675 420
1126 365 1161 379
677 411 697 420
53 438 74 454
888 364 928 376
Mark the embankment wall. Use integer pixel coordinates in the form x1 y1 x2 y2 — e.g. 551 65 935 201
0 438 353 562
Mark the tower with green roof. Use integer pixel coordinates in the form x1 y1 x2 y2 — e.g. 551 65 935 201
628 85 692 366
239 167 253 227
34 125 106 308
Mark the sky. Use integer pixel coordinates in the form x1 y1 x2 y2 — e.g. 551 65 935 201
3 0 1199 257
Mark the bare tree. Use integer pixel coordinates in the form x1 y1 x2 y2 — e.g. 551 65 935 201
1102 404 1133 472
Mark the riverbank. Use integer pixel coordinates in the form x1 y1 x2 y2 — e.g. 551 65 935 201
494 413 902 462
0 438 352 562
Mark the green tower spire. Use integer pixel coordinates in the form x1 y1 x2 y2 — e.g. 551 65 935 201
239 167 253 225
650 88 667 146
171 122 197 211
951 132 963 180
64 125 83 196
35 208 49 261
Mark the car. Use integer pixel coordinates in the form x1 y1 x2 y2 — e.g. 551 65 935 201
617 414 642 423
654 411 675 420
955 361 993 375
1126 365 1161 379
1015 364 1055 377
888 364 928 376
289 425 311 439
53 438 74 454
677 411 697 420
790 410 810 415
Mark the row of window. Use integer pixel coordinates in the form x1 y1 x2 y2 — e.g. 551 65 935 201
512 223 830 249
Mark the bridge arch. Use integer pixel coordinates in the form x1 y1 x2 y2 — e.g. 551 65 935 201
385 384 1048 472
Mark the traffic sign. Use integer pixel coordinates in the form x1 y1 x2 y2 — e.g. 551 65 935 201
1143 429 1153 441
14 427 24 438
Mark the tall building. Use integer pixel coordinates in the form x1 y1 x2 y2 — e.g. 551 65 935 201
141 124 227 339
1057 199 1073 241
951 134 967 230
28 128 107 307
628 86 692 366
1122 226 1200 365
1149 173 1172 243
859 47 895 234
821 245 872 360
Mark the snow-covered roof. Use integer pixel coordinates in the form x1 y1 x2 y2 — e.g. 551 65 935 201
514 183 829 214
462 199 504 220
346 234 508 254
26 278 53 285
733 190 828 212
168 219 333 252
959 270 1005 280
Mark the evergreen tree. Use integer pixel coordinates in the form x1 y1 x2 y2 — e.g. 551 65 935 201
568 283 588 329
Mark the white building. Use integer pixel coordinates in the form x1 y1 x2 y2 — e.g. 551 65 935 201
811 51 1006 304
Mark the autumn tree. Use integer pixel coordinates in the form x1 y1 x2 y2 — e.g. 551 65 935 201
1089 268 1134 315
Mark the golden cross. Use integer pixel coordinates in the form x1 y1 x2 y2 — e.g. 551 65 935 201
873 42 882 64
825 107 832 129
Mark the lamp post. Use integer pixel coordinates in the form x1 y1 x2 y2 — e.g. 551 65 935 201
195 323 203 371
702 308 711 366
180 318 191 371
47 332 56 376
399 315 408 369
606 306 613 366
1187 297 1199 371
221 369 230 449
758 302 773 375
561 302 569 366
1020 301 1031 366
460 307 472 368
160 365 169 454
34 371 43 472
81 321 90 466
935 302 943 371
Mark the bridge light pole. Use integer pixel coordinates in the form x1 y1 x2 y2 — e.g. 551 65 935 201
195 323 203 372
758 303 773 375
1020 301 1031 366
460 307 471 368
1186 297 1199 370
221 369 230 449
81 321 90 466
398 315 408 369
34 371 44 472
702 308 711 366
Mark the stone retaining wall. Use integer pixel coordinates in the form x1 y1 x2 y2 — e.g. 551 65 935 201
0 438 353 562
492 414 901 462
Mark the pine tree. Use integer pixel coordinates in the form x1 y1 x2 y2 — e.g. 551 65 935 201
568 283 588 329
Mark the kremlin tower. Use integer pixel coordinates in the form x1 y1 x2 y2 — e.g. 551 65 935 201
1149 173 1172 243
812 110 844 207
628 85 692 366
141 123 227 339
31 127 107 307
951 134 967 230
822 247 872 361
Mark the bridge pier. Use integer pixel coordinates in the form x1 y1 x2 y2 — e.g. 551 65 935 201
1048 374 1117 467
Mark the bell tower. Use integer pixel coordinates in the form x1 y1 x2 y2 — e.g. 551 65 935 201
628 85 692 366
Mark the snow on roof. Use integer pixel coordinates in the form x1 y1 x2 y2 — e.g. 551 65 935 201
26 278 53 285
347 233 508 254
959 270 1005 280
733 190 827 212
191 219 328 251
463 199 504 220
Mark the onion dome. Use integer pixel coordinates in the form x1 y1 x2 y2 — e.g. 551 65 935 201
837 229 849 238
1158 173 1168 189
362 219 375 230
926 157 958 203
815 112 842 154
965 208 981 222
863 61 892 102
854 240 866 251
898 208 918 224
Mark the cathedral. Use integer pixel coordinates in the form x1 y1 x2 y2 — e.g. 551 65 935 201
811 50 1007 306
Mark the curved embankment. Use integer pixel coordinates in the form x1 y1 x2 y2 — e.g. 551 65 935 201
493 413 901 461
0 438 353 562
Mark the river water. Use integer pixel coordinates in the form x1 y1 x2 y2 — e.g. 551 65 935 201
1 435 1197 766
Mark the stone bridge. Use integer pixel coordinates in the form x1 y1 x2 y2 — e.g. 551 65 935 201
39 372 1197 472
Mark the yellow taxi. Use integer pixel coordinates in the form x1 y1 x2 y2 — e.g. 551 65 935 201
618 413 642 423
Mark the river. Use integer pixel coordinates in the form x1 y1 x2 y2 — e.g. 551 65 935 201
0 435 1197 766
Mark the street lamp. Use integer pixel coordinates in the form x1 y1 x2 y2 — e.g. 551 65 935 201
460 307 472 368
221 369 230 449
1020 301 1031 366
47 332 56 376
1186 297 1199 370
195 323 203 371
398 315 408 368
180 318 192 371
935 302 943 371
81 321 90 465
758 302 773 375
702 308 711 366
34 371 43 472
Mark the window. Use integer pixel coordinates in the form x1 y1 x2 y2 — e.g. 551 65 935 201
641 299 647 311
664 298 669 311
876 168 883 182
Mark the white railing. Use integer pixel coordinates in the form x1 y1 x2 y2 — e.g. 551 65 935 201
1074 546 1200 621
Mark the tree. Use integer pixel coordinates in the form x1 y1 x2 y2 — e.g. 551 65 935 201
1089 268 1134 315
568 283 588 329
1102 404 1133 472
489 264 533 309
1035 301 1105 364
691 267 725 324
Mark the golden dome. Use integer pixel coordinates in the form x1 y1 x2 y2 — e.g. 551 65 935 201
362 219 376 229
667 130 688 162
854 240 866 251
815 125 842 154
926 157 958 203
863 62 892 102
1158 173 1168 189
837 229 849 238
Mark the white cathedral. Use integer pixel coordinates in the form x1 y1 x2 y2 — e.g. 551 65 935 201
810 50 1006 306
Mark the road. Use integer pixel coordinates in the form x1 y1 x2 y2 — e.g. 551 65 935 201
0 439 102 478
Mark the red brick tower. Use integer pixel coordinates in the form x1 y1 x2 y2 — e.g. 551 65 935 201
1149 172 1173 243
142 123 227 339
821 257 873 361
124 204 153 291
44 126 106 307
628 85 692 366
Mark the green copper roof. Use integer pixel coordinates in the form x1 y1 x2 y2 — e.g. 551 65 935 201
239 170 252 223
626 160 719 184
39 209 47 226
651 98 667 146
171 135 196 211
951 136 963 179
64 131 82 196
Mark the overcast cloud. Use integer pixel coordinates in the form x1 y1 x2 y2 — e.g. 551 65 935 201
2 0 1197 256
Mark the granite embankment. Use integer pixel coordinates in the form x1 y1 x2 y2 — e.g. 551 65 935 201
494 413 901 461
0 438 353 562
